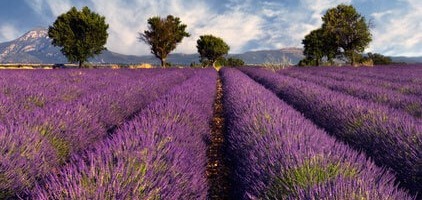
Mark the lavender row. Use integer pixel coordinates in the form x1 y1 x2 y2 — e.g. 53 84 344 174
31 68 217 199
0 69 126 111
0 69 170 124
324 65 422 84
325 68 421 97
279 69 422 118
221 68 411 199
281 66 422 97
0 69 194 198
240 67 422 195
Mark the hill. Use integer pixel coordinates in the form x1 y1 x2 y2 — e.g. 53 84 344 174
0 28 420 65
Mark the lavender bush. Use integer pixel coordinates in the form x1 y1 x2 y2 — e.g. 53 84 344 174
0 68 195 198
241 67 422 195
221 68 412 199
280 69 422 118
282 65 422 97
31 68 217 199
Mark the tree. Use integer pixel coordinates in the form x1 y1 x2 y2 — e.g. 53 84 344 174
301 28 325 66
197 35 230 67
140 15 190 67
321 4 372 65
213 57 245 67
300 29 337 67
366 52 393 65
226 57 245 66
48 6 108 68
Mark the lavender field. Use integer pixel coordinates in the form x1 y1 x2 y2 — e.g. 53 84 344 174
0 65 421 199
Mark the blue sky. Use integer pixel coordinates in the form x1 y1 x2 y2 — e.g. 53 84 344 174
0 0 420 56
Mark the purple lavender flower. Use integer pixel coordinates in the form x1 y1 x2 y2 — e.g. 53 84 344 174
221 67 413 199
240 66 422 196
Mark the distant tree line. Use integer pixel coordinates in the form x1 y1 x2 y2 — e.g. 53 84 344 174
363 52 393 65
49 5 392 68
49 7 243 68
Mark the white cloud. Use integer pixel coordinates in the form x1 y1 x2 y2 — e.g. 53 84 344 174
44 0 73 17
178 10 263 54
21 0 422 56
24 0 44 14
88 0 263 55
248 0 351 50
0 24 21 41
368 0 422 56
25 0 73 21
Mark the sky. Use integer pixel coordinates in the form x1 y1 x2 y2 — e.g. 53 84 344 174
0 0 420 57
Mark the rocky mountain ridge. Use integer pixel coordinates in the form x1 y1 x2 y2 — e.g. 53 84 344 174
0 28 420 65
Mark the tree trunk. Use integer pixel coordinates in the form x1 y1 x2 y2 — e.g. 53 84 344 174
161 58 166 68
350 51 356 66
78 61 83 68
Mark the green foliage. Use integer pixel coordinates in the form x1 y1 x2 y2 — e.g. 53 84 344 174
365 52 393 65
25 95 46 109
226 57 245 66
300 4 371 66
300 28 338 66
322 4 372 65
298 58 317 67
265 158 358 198
48 6 109 68
212 57 245 67
140 15 190 67
196 35 230 67
38 126 70 164
301 29 324 66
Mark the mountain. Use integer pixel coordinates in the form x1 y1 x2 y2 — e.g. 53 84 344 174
0 28 420 65
390 56 422 64
231 48 305 65
0 28 305 65
0 28 146 64
0 28 66 64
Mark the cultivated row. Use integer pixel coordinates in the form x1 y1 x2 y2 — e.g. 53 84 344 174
281 66 422 97
31 68 217 199
0 69 195 198
221 68 411 199
240 67 422 195
279 69 422 118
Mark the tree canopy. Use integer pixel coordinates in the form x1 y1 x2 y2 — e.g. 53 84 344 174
140 15 190 67
196 35 230 67
365 52 393 65
322 4 372 65
299 4 372 66
48 6 109 68
301 28 325 66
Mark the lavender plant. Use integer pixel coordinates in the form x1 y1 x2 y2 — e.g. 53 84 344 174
31 68 217 199
280 69 422 118
221 68 412 199
0 68 195 198
280 66 422 97
241 67 422 195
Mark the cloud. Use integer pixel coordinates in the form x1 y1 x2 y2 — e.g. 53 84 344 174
20 0 422 56
86 0 264 55
177 4 263 54
244 0 351 50
0 24 21 41
301 0 352 22
24 0 73 21
368 0 422 56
